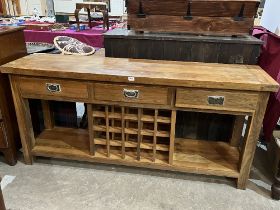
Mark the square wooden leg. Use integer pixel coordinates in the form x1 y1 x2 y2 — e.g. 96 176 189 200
230 115 245 147
10 76 35 165
237 93 270 189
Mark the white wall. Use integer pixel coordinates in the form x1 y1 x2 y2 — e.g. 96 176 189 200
261 0 280 35
54 0 83 13
20 0 44 15
20 0 125 16
110 0 125 16
54 0 125 15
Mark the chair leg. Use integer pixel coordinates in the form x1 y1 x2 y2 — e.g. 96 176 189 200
87 8 92 29
102 9 109 31
75 9 81 32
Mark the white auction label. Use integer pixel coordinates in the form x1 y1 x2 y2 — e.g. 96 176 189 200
128 76 135 82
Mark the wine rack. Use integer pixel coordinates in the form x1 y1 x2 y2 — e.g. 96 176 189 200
87 104 173 164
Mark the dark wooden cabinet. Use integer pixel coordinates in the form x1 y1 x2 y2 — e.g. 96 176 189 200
0 26 27 165
105 28 263 64
127 0 260 36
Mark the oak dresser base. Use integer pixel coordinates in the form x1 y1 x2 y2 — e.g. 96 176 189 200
1 54 278 190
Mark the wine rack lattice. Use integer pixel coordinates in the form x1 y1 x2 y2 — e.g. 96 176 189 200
87 104 172 163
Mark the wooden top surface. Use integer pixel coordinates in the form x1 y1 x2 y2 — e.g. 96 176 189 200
0 26 25 36
1 53 278 92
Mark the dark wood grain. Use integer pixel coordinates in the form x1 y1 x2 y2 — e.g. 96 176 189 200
128 15 254 35
0 26 27 165
127 0 259 17
105 29 262 64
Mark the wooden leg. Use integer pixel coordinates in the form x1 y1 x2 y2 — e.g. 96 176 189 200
1 148 17 166
230 115 245 147
272 162 280 200
237 93 270 189
1 0 7 16
10 76 35 165
106 10 109 31
41 100 54 129
87 8 92 29
15 0 21 15
102 10 109 31
75 9 81 32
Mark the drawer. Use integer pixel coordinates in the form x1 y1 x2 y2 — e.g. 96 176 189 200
176 88 259 112
18 77 89 100
94 83 170 105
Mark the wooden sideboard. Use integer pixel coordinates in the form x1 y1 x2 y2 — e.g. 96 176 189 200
1 54 278 189
0 26 27 165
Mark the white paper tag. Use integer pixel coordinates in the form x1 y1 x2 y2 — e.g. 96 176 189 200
128 77 135 82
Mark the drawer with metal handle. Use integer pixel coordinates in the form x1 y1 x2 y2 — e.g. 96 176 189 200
94 83 170 105
176 88 259 112
17 76 89 100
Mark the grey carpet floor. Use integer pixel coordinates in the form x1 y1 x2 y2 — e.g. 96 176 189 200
0 146 279 210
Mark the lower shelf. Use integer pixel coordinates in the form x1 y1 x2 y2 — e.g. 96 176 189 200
32 127 240 178
173 138 240 178
33 127 168 165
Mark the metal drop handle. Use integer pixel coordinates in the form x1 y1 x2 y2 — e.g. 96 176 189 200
123 89 139 99
46 83 61 93
207 96 225 106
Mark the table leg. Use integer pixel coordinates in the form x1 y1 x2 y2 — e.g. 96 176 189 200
10 76 35 165
237 92 270 189
41 100 54 130
230 115 245 147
